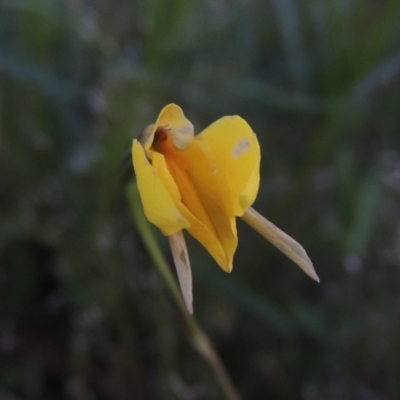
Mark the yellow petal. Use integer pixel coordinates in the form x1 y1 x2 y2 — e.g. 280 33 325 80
168 231 193 314
143 104 194 156
180 140 238 272
196 116 260 216
132 140 190 235
152 149 233 272
241 207 319 282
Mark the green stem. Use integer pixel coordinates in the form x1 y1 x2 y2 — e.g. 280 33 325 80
127 182 241 400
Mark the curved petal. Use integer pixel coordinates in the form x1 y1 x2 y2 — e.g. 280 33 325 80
152 151 234 272
181 141 238 272
143 104 194 156
196 116 260 216
132 140 189 235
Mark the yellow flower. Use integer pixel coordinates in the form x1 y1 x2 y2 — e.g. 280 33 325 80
132 104 318 313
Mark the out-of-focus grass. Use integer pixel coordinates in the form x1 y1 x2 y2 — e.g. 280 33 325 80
1 0 400 399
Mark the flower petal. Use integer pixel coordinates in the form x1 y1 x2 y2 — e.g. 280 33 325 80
241 207 319 282
168 231 193 314
180 140 238 272
152 150 234 272
132 140 190 235
196 116 261 216
143 104 194 156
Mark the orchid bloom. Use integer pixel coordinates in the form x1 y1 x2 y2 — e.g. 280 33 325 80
132 104 318 313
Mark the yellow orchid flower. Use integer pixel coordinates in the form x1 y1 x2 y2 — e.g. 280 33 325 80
132 104 319 313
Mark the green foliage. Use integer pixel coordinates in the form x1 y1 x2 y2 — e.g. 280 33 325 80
1 0 400 398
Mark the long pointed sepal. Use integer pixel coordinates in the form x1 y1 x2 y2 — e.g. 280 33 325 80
241 207 319 282
168 231 194 314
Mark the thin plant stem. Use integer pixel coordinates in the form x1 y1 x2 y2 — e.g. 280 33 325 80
126 182 242 400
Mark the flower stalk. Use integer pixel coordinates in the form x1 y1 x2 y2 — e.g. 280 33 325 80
127 182 242 400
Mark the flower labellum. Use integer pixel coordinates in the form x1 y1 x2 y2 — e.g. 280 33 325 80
132 104 319 314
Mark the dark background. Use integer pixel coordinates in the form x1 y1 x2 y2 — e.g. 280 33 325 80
1 0 400 399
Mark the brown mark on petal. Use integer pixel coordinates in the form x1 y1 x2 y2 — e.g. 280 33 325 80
233 138 250 159
151 127 169 152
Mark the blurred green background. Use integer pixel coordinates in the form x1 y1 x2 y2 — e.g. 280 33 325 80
1 0 400 399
